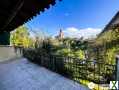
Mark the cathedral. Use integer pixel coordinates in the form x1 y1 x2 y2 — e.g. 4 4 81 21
55 29 64 40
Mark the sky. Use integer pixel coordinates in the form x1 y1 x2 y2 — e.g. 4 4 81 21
26 0 119 39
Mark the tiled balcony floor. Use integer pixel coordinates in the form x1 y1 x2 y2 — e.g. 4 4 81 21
0 58 89 90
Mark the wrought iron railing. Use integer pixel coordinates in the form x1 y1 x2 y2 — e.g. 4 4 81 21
23 49 116 87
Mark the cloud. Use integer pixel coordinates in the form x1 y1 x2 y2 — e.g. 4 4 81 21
63 27 102 39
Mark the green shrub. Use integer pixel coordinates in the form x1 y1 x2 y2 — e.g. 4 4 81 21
74 50 85 59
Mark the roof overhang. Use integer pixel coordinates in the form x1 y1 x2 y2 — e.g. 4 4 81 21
99 11 119 35
0 0 60 32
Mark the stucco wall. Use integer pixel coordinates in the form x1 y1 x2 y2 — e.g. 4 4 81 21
0 46 23 62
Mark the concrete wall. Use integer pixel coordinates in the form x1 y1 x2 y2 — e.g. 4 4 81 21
0 45 23 62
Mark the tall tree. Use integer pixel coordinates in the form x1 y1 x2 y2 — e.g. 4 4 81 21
10 25 31 47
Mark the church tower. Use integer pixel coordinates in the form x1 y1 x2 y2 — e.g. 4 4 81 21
59 29 64 40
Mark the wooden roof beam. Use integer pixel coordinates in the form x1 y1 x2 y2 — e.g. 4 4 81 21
1 0 24 31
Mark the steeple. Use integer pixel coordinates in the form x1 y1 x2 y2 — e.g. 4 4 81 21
59 29 64 39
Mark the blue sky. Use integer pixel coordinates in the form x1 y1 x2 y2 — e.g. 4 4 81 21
26 0 119 38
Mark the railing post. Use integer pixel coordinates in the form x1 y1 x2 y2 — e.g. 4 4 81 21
116 55 119 81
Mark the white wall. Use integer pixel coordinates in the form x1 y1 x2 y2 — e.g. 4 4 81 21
0 46 22 62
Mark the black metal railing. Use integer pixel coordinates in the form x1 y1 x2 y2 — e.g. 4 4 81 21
24 49 116 86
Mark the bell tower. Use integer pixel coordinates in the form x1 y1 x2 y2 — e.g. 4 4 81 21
59 29 64 40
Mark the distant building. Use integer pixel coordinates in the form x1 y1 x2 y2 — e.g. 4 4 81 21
55 29 64 40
